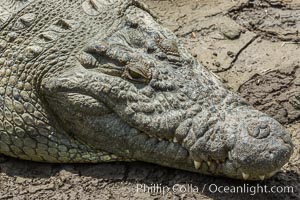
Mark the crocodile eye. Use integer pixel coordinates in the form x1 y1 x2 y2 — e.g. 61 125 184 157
122 65 152 83
247 122 271 139
128 69 143 79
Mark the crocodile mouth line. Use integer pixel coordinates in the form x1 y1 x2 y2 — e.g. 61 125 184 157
139 129 278 181
191 153 279 181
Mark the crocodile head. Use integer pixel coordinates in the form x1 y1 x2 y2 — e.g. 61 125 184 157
40 2 293 180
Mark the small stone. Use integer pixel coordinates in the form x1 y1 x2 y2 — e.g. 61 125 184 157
227 51 235 58
28 183 55 193
294 77 300 86
220 23 242 40
15 177 28 184
191 32 196 38
257 38 262 43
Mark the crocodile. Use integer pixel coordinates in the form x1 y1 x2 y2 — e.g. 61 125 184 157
0 0 293 181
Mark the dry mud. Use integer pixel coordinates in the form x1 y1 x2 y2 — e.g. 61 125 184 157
0 0 299 199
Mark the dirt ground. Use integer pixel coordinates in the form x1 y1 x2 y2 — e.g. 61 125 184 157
0 0 299 199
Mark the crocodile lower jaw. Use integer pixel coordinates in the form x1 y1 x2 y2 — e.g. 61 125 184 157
143 131 278 181
192 157 279 181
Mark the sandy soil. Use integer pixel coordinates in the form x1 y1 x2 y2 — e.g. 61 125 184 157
0 0 299 199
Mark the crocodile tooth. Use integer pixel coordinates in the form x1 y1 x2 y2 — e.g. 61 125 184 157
194 160 202 169
173 137 178 143
268 171 277 177
242 172 249 180
228 151 233 160
207 161 211 167
259 175 265 181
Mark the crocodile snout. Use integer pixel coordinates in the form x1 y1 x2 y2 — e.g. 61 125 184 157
229 108 294 180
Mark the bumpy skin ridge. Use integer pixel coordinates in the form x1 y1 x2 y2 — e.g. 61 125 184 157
0 0 133 162
0 0 294 180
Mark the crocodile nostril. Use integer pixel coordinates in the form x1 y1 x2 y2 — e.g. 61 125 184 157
264 152 275 160
247 122 270 139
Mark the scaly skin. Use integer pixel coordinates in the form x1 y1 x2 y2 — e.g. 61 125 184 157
0 0 294 180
